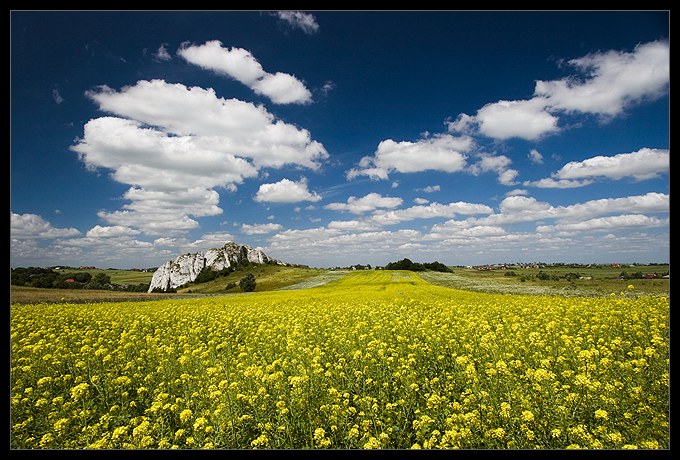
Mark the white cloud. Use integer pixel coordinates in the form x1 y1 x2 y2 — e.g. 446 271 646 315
536 214 669 233
185 232 238 250
85 225 140 238
82 80 326 169
370 201 493 226
528 149 544 164
347 134 472 180
327 220 380 231
11 213 81 239
153 43 172 61
469 154 518 185
250 72 313 105
254 178 322 203
505 189 529 197
421 185 440 193
241 223 284 234
475 98 559 140
553 148 669 181
446 113 475 134
522 178 594 189
443 192 669 230
324 193 403 214
548 192 669 223
524 148 669 188
534 40 670 116
178 40 312 104
267 227 424 265
413 197 429 205
498 195 552 214
448 40 669 141
275 11 320 34
257 190 669 268
71 80 327 235
321 80 336 96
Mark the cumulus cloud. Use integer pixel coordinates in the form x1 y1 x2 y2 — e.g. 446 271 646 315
498 195 552 214
524 148 669 188
11 213 81 239
469 153 519 186
534 40 670 116
536 214 669 233
241 223 284 234
447 40 669 141
347 134 472 180
178 40 312 104
268 227 423 263
85 225 140 238
370 201 493 226
254 178 322 203
71 79 327 235
327 220 380 231
324 193 403 214
475 98 559 140
259 191 668 267
522 178 594 189
553 148 669 181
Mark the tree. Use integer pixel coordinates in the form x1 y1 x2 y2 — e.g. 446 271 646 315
239 273 256 292
93 272 111 285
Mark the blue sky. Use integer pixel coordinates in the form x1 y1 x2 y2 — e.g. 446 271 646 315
11 11 669 268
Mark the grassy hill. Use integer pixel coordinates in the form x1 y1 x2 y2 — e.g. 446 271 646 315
54 268 154 285
175 265 332 294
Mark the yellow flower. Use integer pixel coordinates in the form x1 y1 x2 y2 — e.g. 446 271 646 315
594 409 609 420
500 402 511 418
251 434 269 448
313 428 326 440
69 382 89 401
487 427 505 439
193 417 207 431
363 437 381 449
179 409 192 424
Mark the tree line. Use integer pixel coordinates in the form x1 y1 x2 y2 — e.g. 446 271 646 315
10 267 149 292
383 258 452 273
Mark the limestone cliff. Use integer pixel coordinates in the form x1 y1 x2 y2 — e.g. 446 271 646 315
148 242 282 292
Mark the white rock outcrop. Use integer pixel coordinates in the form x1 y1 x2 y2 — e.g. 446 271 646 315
148 242 282 292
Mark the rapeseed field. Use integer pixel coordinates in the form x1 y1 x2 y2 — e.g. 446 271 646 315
10 271 669 449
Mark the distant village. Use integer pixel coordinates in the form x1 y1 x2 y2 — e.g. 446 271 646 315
52 266 156 272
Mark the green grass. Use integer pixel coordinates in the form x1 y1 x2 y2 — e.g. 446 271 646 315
54 268 154 285
421 265 669 296
176 265 330 294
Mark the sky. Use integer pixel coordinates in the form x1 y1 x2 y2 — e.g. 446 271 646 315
10 10 669 269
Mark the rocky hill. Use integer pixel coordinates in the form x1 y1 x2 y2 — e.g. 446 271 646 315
148 242 284 292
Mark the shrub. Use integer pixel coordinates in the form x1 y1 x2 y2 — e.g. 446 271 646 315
239 273 256 292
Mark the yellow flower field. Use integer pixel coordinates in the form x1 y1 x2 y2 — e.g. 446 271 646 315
10 271 669 449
